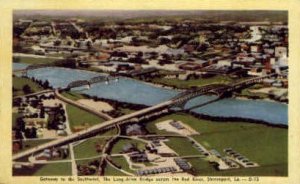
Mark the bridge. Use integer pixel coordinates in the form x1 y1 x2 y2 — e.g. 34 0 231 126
66 76 118 89
172 73 276 108
12 74 276 161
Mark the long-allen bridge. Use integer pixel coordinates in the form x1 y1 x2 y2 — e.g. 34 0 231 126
12 73 277 161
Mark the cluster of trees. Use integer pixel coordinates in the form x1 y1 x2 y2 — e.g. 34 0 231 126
53 58 77 68
13 117 38 139
22 84 32 94
31 77 51 89
47 105 66 130
77 160 100 175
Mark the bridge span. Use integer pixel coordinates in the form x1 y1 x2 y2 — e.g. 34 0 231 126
12 74 276 161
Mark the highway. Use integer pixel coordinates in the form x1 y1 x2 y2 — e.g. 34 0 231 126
12 74 275 161
12 99 173 160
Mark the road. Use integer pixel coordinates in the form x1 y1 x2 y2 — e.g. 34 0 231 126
13 90 54 99
12 98 173 161
12 74 273 161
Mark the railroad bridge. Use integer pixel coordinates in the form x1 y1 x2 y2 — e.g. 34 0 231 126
66 76 118 89
12 74 277 161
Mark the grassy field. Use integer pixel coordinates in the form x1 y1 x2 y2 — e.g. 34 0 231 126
145 112 288 176
164 137 200 156
186 158 217 175
61 91 86 101
193 127 287 176
66 104 105 132
33 162 72 176
111 138 147 154
104 164 128 176
13 76 44 96
76 157 102 166
111 156 134 174
145 112 261 135
73 137 107 159
13 56 59 65
188 157 287 176
151 75 235 89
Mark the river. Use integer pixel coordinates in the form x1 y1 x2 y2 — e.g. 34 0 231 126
13 63 288 125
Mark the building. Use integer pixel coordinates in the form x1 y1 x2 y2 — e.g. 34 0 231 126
129 152 148 162
174 158 191 171
126 124 143 136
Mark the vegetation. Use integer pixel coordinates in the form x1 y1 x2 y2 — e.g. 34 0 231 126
151 75 235 89
104 164 127 176
111 156 134 173
13 76 44 96
145 112 287 176
186 158 217 175
33 163 72 176
111 138 147 154
118 107 135 115
145 112 260 135
164 137 199 156
13 56 59 65
61 91 86 101
74 137 107 159
15 139 54 153
76 157 101 166
65 104 105 132
193 127 287 176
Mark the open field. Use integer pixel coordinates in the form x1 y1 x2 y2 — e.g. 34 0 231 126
13 56 59 65
186 158 217 175
61 91 86 101
111 156 134 174
145 112 288 176
104 164 128 176
13 76 44 96
145 112 261 135
33 162 72 176
193 127 287 176
14 162 72 176
164 137 199 156
66 104 105 132
73 137 107 159
151 75 235 89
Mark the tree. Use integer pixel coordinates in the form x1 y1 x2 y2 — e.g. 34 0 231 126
22 84 32 94
43 80 50 89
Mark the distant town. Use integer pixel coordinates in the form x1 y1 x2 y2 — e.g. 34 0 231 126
12 10 288 177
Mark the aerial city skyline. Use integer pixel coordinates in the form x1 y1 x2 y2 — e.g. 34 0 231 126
12 10 288 177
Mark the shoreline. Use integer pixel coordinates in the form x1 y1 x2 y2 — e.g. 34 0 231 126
13 62 288 104
80 94 288 128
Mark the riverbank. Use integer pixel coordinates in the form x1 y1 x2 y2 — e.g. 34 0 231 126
77 93 288 128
